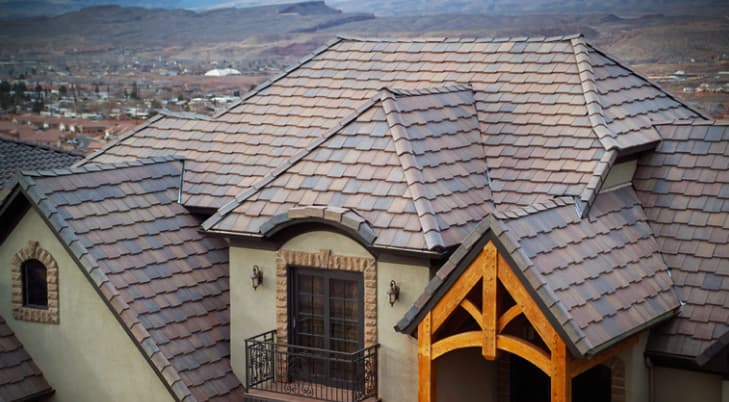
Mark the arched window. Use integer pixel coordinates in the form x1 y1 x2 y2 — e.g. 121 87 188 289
21 259 48 308
12 241 59 324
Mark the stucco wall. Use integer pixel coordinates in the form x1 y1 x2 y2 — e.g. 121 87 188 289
618 331 650 402
377 255 430 402
0 208 174 402
435 348 497 402
655 367 723 402
229 230 430 402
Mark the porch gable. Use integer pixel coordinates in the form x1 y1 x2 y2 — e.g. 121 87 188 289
416 240 637 402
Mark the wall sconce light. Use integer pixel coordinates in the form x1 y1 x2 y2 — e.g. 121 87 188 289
251 265 263 290
387 280 400 306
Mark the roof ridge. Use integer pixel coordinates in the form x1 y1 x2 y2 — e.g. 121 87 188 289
493 196 575 220
24 154 184 178
381 91 446 251
570 37 619 151
76 114 165 167
337 33 583 43
383 83 473 97
570 37 620 218
202 92 384 232
654 119 726 126
158 109 212 120
15 175 196 402
584 42 710 120
212 37 345 120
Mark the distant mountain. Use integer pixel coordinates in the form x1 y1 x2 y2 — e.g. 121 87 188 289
326 0 728 17
0 0 226 18
2 0 725 19
0 2 373 49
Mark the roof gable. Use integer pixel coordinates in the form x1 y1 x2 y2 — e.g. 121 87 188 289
205 85 494 251
397 186 680 356
2 157 243 402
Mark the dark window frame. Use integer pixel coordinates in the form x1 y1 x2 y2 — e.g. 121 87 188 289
288 266 365 351
21 259 49 309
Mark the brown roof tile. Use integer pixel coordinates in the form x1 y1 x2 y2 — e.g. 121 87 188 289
82 36 699 217
204 85 492 251
0 137 82 196
0 315 53 402
636 121 729 365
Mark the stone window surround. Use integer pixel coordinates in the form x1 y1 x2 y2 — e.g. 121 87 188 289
276 248 377 347
11 240 60 324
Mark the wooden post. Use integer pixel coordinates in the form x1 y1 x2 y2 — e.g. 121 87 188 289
551 336 571 402
482 242 498 360
418 312 435 402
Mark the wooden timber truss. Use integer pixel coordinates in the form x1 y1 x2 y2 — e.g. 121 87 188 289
417 241 637 402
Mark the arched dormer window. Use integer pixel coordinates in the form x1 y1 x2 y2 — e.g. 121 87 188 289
11 241 59 324
21 259 48 308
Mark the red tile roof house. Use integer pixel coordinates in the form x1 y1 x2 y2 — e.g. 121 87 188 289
0 34 728 402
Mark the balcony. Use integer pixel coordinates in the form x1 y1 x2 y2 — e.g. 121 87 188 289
244 330 379 402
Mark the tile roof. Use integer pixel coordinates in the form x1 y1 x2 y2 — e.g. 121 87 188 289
9 157 243 402
635 121 729 365
0 136 82 195
397 187 680 357
0 315 53 402
82 35 700 217
203 85 493 251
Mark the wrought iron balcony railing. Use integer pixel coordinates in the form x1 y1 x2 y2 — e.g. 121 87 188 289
245 330 379 402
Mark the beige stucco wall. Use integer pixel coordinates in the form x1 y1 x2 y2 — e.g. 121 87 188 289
0 208 174 402
654 366 723 402
229 230 430 402
618 331 651 402
377 255 430 402
616 331 726 402
436 348 497 402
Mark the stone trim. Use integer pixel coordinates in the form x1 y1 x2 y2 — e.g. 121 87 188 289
11 240 59 324
276 248 377 347
606 357 626 402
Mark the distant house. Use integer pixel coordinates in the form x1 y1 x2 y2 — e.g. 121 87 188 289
204 68 242 77
1 34 728 402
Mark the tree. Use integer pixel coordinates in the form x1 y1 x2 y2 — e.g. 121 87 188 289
130 81 139 99
0 80 10 93
59 85 68 97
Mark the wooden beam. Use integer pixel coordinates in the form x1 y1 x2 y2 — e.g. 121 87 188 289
569 335 638 378
431 331 483 360
497 254 558 351
431 255 483 333
550 335 571 402
496 334 552 375
459 299 483 328
418 312 435 402
482 242 498 360
497 304 522 333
